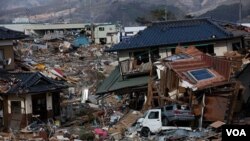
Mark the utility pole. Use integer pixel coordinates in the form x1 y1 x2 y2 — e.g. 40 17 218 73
26 8 30 23
90 0 93 23
165 1 167 21
239 0 242 24
68 0 72 23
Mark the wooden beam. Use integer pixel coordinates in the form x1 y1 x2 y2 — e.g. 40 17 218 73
227 81 240 124
142 78 153 111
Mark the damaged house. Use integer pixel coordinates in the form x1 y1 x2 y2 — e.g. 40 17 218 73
0 71 67 129
0 27 26 70
150 46 244 125
108 18 244 60
96 18 244 111
0 27 68 130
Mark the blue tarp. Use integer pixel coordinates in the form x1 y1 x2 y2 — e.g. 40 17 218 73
73 35 89 47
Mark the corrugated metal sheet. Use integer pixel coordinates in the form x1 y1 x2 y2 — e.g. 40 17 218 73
107 19 233 52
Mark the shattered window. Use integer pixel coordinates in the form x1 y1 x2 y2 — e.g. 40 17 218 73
188 69 214 81
148 111 159 119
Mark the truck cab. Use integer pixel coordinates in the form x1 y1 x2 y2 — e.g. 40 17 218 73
138 108 192 137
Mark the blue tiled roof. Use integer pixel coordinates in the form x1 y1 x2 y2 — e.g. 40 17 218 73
107 19 233 52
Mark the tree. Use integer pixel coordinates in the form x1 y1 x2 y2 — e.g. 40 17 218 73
150 9 166 21
135 16 151 25
185 14 194 19
150 8 176 21
135 8 177 25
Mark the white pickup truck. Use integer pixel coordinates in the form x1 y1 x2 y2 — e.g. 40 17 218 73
137 108 192 137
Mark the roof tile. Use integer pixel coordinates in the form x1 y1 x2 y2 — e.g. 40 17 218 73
108 19 233 52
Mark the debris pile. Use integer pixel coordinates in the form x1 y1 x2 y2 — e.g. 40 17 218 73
14 39 117 96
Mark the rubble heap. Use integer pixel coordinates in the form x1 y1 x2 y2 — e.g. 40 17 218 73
14 40 117 97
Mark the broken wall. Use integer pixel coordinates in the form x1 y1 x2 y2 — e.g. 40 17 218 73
0 40 15 70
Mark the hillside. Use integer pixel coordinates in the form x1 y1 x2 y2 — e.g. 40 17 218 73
0 0 249 25
199 2 250 23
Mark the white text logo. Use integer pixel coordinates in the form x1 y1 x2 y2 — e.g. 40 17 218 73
226 129 246 136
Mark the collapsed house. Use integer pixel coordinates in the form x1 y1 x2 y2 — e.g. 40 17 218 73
0 27 68 130
96 66 150 110
219 22 250 111
0 27 26 70
220 21 250 49
147 46 244 125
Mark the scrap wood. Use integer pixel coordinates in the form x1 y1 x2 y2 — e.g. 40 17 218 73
224 51 242 58
109 111 142 134
66 76 80 83
209 121 225 129
76 115 90 122
120 121 130 128
203 133 221 140
60 99 81 106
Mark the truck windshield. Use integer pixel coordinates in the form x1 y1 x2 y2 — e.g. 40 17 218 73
143 111 148 118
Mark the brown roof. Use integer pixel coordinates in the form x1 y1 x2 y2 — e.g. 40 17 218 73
165 46 230 90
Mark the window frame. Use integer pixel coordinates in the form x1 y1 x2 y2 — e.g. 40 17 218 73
148 111 159 119
99 27 105 31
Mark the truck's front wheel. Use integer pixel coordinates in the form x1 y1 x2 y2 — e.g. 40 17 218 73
141 127 150 137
